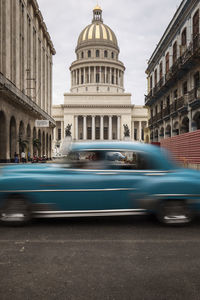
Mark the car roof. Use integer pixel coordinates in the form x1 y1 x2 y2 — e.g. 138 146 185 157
71 141 160 153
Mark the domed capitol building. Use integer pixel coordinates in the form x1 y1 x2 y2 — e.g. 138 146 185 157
52 6 148 147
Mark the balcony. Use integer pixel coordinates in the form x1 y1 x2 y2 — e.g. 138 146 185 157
146 34 200 104
188 86 200 109
177 95 188 113
163 106 171 119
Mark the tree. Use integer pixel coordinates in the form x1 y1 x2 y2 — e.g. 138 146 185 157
18 138 29 152
32 138 41 150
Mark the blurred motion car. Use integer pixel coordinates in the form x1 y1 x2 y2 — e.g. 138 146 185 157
0 142 200 226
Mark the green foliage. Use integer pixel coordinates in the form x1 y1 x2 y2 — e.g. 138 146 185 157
18 138 29 151
32 138 41 150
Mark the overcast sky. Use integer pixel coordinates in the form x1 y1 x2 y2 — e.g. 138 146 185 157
38 0 182 105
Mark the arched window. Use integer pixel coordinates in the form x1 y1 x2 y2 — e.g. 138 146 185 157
88 50 91 58
159 62 163 80
96 50 100 57
193 9 199 38
111 52 114 59
150 76 153 90
173 41 177 64
104 50 108 58
81 52 84 59
165 52 169 73
154 69 157 85
181 28 187 46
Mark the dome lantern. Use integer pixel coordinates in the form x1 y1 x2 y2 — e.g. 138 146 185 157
76 6 119 51
93 5 103 23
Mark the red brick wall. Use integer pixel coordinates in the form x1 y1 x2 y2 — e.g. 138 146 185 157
160 130 200 164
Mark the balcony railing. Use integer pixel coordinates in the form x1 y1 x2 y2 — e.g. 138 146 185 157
163 106 171 117
188 86 200 103
171 100 178 113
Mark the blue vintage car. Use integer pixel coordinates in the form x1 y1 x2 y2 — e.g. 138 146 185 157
0 141 200 226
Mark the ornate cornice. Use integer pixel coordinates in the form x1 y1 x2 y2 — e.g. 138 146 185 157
64 92 132 96
61 104 133 108
70 59 125 71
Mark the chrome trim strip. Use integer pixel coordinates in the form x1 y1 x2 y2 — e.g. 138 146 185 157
95 172 117 175
0 188 136 193
69 169 168 173
33 209 147 218
153 194 200 197
144 173 166 176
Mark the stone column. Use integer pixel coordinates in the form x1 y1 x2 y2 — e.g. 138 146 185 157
94 66 96 83
73 71 75 86
100 116 104 140
89 67 91 83
138 121 142 141
61 121 64 140
79 69 81 85
84 68 86 84
110 68 112 84
118 69 119 85
92 116 95 140
105 67 107 83
83 116 87 140
170 118 173 137
76 69 78 85
75 116 78 140
120 71 122 87
117 116 121 140
109 116 112 140
163 120 166 139
100 66 102 83
29 130 33 158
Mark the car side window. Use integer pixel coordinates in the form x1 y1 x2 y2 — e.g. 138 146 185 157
66 151 107 170
65 150 156 170
105 151 155 170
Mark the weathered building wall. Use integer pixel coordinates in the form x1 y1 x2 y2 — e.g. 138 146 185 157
0 0 56 162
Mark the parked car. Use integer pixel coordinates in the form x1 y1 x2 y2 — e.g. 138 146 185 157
0 142 200 226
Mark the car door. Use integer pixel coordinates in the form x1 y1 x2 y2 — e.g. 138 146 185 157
36 149 160 212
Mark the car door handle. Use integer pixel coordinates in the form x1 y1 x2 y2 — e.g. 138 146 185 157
96 172 118 175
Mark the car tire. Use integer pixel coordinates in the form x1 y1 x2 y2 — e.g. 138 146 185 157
157 200 193 226
0 194 31 226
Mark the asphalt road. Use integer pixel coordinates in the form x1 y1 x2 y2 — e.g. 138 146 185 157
1 216 200 300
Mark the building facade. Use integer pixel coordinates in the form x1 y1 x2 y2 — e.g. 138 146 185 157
0 0 56 162
145 0 200 142
53 6 148 151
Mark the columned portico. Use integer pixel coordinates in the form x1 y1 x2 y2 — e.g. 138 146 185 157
74 115 124 141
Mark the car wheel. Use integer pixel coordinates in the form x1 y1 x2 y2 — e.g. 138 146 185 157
0 195 31 226
157 200 193 225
